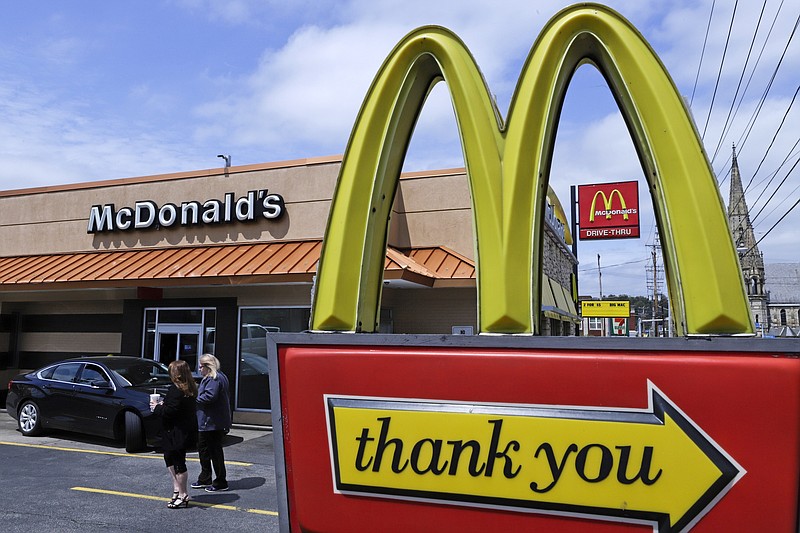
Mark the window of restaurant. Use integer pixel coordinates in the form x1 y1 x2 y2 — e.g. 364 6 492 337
142 308 216 372
236 307 310 411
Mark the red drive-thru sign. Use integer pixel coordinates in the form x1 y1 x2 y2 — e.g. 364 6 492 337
578 181 640 240
269 335 800 533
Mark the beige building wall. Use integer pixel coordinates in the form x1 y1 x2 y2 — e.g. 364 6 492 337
384 287 478 334
0 158 479 261
19 332 121 355
390 170 475 258
0 158 340 257
1 297 126 370
1 299 126 313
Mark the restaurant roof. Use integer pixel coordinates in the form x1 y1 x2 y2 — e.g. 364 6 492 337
0 240 475 291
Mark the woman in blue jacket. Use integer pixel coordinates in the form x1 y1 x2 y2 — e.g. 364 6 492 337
192 354 232 492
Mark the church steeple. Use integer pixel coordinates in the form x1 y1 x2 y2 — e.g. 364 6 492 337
726 145 767 329
727 144 757 253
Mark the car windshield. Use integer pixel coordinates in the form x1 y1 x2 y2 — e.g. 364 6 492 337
102 358 172 387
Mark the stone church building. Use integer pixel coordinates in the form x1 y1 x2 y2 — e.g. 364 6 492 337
727 147 800 336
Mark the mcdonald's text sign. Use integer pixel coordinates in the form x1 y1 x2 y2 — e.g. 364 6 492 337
578 181 640 240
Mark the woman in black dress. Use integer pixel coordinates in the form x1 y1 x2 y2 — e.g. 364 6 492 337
150 359 198 508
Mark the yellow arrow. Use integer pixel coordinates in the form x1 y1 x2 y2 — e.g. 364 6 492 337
326 383 744 532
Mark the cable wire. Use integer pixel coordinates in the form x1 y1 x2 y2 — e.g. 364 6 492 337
754 169 800 225
734 10 800 155
578 257 649 274
715 0 789 186
755 194 800 248
743 83 800 193
710 1 768 163
751 145 800 224
750 145 800 218
701 0 738 140
691 0 716 106
723 11 800 221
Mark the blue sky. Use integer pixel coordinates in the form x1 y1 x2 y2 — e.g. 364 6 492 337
1 0 798 298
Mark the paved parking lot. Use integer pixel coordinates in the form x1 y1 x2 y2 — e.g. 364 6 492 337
0 410 281 532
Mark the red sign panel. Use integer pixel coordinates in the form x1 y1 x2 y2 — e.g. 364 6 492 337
270 335 800 533
578 181 640 240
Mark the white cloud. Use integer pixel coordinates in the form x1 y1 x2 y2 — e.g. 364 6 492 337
194 22 407 159
0 0 797 297
0 77 198 187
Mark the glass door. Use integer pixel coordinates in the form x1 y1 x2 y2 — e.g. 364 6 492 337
155 324 202 372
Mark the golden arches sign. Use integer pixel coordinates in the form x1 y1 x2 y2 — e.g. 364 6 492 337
310 3 752 336
589 189 629 222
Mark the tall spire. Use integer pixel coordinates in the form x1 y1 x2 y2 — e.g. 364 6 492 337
727 144 758 254
727 144 747 221
726 145 766 323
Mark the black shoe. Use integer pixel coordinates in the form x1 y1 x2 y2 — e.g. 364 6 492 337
205 485 229 492
167 495 190 509
190 482 210 489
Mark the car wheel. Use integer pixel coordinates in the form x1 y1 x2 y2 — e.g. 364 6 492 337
124 411 145 453
18 401 43 436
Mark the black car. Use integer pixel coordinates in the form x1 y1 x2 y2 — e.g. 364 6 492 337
5 356 173 452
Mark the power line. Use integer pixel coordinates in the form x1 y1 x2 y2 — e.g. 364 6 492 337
755 178 800 226
751 146 800 224
710 1 768 163
715 1 791 186
717 6 800 229
755 194 800 247
714 1 787 174
733 10 800 156
691 0 716 106
701 0 738 140
751 146 800 222
725 11 800 222
743 83 800 193
737 156 800 258
577 257 649 274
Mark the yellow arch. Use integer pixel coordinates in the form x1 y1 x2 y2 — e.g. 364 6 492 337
311 3 752 335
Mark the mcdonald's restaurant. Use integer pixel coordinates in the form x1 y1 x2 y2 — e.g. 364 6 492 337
0 156 578 425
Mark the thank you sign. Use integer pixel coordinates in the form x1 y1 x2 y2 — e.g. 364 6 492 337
326 385 741 533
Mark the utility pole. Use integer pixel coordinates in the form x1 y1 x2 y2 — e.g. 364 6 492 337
652 247 658 336
597 253 603 299
646 232 664 337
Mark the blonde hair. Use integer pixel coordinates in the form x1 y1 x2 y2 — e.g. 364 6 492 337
199 353 220 379
169 360 198 398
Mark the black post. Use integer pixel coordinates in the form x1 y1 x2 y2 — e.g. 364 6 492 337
571 185 580 335
570 185 579 280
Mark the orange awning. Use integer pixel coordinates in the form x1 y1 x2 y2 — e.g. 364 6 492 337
0 241 475 291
